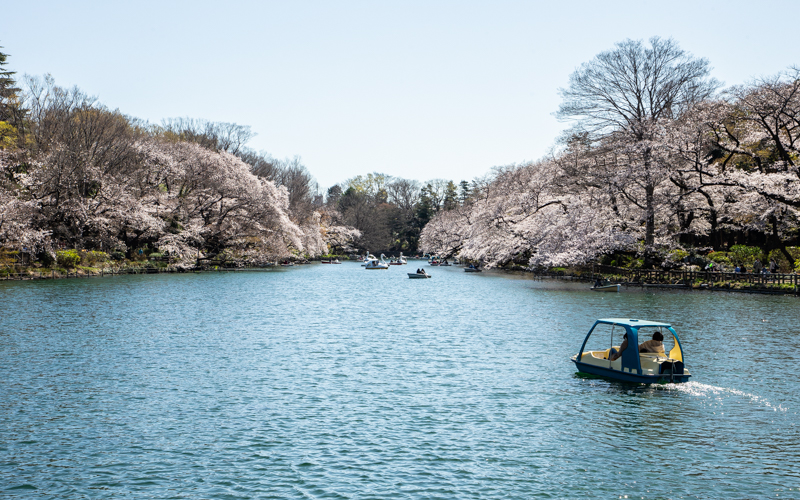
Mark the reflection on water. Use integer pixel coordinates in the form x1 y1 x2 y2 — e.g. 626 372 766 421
1 264 799 498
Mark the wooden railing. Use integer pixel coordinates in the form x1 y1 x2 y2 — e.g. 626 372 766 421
591 265 799 287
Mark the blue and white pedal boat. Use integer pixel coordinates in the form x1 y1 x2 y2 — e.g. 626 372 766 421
570 318 691 383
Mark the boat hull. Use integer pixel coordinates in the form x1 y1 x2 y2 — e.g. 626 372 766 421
572 359 691 384
407 273 431 279
591 284 620 292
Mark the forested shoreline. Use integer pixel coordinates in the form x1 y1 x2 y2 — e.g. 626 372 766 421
0 46 477 273
0 48 367 271
420 38 800 273
2 38 799 276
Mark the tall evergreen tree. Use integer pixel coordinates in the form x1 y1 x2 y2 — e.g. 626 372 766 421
0 45 24 148
458 180 471 205
0 45 19 115
443 181 459 210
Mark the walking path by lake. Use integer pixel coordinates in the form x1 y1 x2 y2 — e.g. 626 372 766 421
1 262 798 498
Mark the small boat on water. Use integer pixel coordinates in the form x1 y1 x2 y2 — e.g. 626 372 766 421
389 253 408 265
591 279 620 292
429 255 450 266
408 270 431 279
361 253 377 266
331 259 341 264
571 318 691 384
464 264 482 273
365 254 390 270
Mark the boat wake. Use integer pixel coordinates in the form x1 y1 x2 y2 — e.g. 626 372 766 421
660 381 788 412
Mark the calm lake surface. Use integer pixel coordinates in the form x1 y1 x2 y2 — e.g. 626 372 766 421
2 262 799 499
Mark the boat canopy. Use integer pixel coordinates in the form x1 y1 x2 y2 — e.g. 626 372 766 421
596 318 672 328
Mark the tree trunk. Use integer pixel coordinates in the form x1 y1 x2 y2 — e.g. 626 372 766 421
769 214 796 269
644 184 655 268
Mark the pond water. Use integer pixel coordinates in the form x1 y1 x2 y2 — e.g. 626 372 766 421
1 262 798 499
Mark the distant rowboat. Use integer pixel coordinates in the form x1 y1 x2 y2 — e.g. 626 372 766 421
590 284 620 292
408 272 431 279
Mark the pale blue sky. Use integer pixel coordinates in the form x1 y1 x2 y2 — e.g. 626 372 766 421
2 1 798 189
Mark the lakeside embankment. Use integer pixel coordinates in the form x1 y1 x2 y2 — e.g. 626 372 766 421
3 259 798 296
0 261 297 280
501 264 800 296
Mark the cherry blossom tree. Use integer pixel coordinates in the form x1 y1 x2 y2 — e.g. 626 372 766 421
421 159 635 268
0 151 51 254
3 75 343 266
557 37 719 265
133 139 305 263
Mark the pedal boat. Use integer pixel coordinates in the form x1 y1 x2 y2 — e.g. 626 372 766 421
570 318 691 383
364 255 390 269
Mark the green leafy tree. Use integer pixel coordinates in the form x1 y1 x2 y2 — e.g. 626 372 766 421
56 250 81 269
414 185 435 228
729 245 762 267
443 181 459 210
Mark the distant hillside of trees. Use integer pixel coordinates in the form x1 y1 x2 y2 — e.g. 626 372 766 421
324 174 473 256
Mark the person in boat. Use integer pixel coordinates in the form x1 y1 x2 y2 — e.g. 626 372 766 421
609 332 628 361
638 331 665 355
594 278 604 288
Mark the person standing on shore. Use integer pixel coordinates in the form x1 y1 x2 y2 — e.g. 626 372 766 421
769 259 778 274
753 259 762 274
